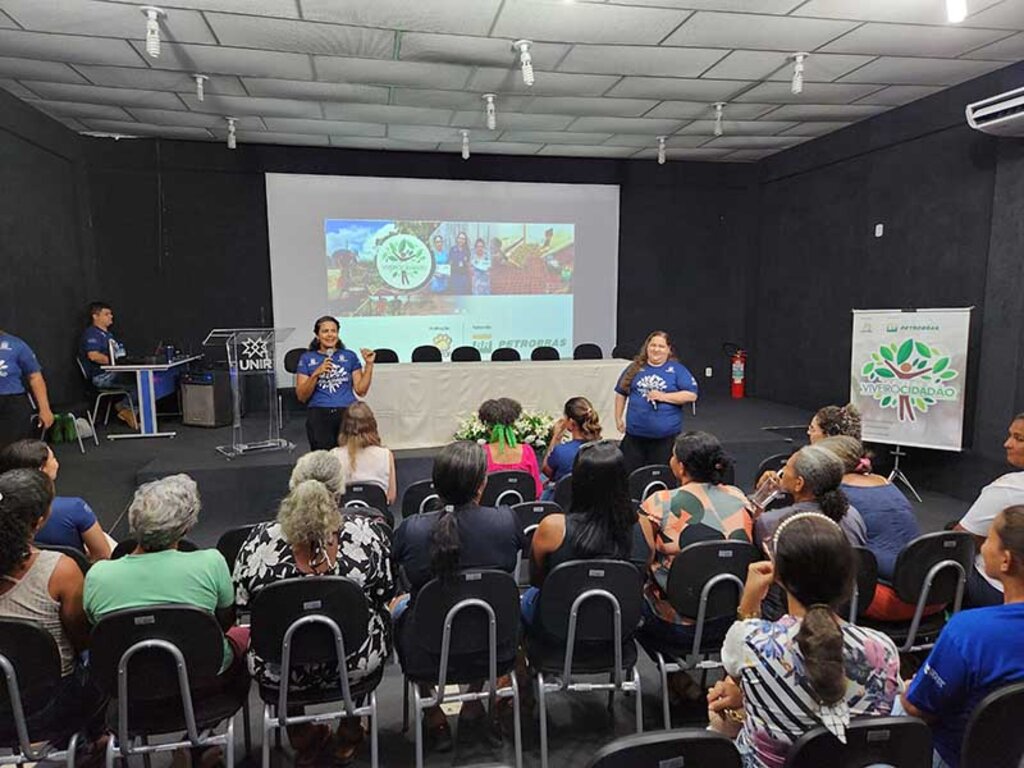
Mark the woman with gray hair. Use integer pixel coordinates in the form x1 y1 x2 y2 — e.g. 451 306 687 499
83 474 246 672
233 451 394 766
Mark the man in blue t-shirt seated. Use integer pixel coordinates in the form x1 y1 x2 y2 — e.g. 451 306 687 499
901 504 1024 768
78 301 138 430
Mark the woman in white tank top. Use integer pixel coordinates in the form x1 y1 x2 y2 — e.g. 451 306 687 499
331 402 397 504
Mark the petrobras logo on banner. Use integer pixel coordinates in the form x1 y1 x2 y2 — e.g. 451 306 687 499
239 337 273 372
856 338 960 423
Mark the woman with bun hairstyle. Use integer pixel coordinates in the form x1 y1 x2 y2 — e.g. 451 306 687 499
295 316 375 450
479 397 543 499
541 396 601 486
707 512 901 768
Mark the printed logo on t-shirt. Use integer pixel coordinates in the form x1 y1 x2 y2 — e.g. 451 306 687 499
635 373 668 396
0 341 10 351
318 357 349 393
0 359 8 378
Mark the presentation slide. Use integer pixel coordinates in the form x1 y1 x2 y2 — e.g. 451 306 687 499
266 174 619 377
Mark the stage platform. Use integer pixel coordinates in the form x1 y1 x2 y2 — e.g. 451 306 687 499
50 395 964 548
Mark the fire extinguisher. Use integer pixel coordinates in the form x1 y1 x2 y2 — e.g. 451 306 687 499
728 346 746 399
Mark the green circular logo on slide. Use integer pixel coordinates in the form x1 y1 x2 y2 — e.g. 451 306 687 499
375 234 432 291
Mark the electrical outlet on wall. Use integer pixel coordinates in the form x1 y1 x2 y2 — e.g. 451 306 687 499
705 367 713 377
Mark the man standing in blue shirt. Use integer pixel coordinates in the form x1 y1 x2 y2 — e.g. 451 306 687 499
0 329 54 448
78 302 138 430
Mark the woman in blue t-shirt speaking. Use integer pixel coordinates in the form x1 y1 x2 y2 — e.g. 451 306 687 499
295 316 375 450
614 331 698 473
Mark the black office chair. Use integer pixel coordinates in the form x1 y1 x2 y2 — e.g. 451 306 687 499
90 605 250 767
553 473 573 510
842 547 879 624
343 483 392 526
491 347 521 361
526 560 645 768
373 348 399 363
753 452 792 490
398 570 523 768
216 525 257 572
481 470 538 507
411 345 442 362
0 619 92 767
250 577 384 768
511 501 562 586
861 531 974 651
531 346 560 361
451 346 481 362
587 730 741 768
283 347 306 374
637 539 758 729
110 537 198 559
35 543 90 575
784 716 932 768
76 356 134 436
611 344 634 360
573 343 603 360
961 681 1024 768
401 479 442 518
628 464 678 502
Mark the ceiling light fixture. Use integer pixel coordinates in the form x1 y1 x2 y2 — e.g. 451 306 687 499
140 6 165 58
513 39 535 87
713 102 725 136
461 130 471 160
790 52 808 95
194 74 208 102
483 93 497 131
657 136 666 165
226 117 237 150
946 0 968 23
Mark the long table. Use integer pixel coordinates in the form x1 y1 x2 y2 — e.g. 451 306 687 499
363 359 626 450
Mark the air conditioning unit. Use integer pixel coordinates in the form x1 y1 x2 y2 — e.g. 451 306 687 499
966 86 1024 137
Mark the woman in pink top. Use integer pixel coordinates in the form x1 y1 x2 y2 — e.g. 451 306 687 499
479 398 544 498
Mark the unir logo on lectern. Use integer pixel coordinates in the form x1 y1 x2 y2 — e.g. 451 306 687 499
239 337 273 372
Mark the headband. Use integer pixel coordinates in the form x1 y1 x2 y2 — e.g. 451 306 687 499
772 510 842 554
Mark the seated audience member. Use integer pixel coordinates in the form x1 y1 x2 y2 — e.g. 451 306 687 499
0 439 112 560
817 435 926 621
524 440 653 626
0 469 105 755
708 513 901 768
955 413 1024 607
391 441 524 751
77 301 137 430
637 431 752 698
233 451 394 765
479 397 543 499
902 506 1024 768
332 401 397 505
84 474 246 673
540 396 601 490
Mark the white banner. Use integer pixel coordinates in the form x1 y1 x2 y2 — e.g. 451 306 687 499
849 308 972 451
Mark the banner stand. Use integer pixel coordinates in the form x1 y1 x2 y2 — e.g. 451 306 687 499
887 445 922 503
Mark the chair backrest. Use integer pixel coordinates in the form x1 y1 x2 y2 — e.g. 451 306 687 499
250 576 369 667
573 343 603 360
843 546 879 622
216 525 257 572
410 570 520 658
491 347 521 362
373 348 399 363
611 344 634 360
962 681 1024 768
512 501 562 536
90 604 225 702
784 716 932 768
587 729 742 768
531 346 560 361
110 538 198 559
35 542 90 575
0 618 63 720
451 346 481 362
666 540 759 623
754 452 792 489
343 482 389 510
628 464 678 502
537 559 643 644
401 479 442 517
411 345 442 362
553 473 573 510
283 347 306 374
481 470 538 507
891 531 974 605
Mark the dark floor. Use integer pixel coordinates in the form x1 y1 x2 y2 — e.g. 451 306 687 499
48 396 970 767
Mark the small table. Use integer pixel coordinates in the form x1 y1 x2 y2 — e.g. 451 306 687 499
100 356 202 439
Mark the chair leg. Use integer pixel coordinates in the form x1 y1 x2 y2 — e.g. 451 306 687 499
402 677 409 733
105 733 116 768
657 653 671 730
537 672 549 768
261 704 272 768
66 731 80 768
225 714 235 768
606 671 615 713
511 670 523 768
70 414 85 454
633 667 643 734
369 690 379 768
104 398 112 426
141 736 152 768
413 684 424 768
242 694 252 756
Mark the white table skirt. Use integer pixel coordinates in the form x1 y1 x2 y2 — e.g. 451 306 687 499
362 359 627 450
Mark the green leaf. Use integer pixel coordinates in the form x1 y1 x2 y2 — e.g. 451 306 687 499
872 353 882 363
933 357 949 374
875 368 895 378
915 359 927 369
879 346 894 363
940 370 958 380
861 362 874 375
915 342 932 358
915 398 926 411
897 338 914 365
881 396 892 407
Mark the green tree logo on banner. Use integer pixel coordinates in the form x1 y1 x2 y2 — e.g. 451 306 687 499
859 339 960 422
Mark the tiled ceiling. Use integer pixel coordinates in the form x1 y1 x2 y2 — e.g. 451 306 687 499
0 0 1021 162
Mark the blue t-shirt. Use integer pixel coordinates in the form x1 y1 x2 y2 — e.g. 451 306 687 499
297 348 361 408
615 361 698 439
79 326 125 379
842 483 920 581
0 333 42 396
906 602 1024 767
430 248 449 292
546 439 583 482
35 496 98 551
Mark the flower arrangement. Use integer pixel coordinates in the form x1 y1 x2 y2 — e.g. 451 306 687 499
453 409 557 450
